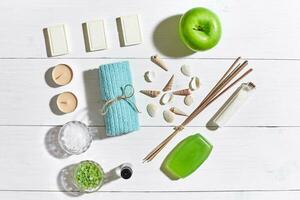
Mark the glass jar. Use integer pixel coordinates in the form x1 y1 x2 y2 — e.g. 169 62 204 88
73 160 104 192
58 121 92 155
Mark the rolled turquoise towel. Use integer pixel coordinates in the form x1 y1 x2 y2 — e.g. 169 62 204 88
98 61 139 136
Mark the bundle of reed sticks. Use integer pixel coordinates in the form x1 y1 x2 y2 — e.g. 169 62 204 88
143 57 253 162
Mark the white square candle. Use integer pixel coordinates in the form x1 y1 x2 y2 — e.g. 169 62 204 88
83 20 108 51
118 15 142 46
44 24 69 57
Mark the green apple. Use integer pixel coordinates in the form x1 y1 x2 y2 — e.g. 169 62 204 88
179 7 222 51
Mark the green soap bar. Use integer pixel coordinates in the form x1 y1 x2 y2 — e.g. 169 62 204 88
161 134 213 180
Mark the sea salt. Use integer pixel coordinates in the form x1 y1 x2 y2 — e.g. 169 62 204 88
58 121 92 155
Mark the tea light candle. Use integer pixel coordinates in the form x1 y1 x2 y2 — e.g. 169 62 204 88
56 92 78 113
52 64 73 86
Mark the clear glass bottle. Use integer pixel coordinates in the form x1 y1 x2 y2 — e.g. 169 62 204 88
209 82 255 128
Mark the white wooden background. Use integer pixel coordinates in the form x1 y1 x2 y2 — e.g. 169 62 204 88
1 0 300 199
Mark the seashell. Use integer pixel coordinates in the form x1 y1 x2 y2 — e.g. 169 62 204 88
162 74 175 92
189 76 200 91
173 89 191 96
181 64 192 77
160 93 174 105
146 103 158 117
163 110 175 123
184 95 193 106
151 54 168 71
140 90 160 98
144 71 156 82
170 107 188 116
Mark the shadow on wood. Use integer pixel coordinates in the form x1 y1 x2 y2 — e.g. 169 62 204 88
103 166 122 185
83 69 104 125
206 119 219 131
42 28 51 57
57 164 83 197
83 69 108 140
44 66 61 88
152 15 194 58
49 94 65 115
116 17 125 47
88 126 108 140
44 126 70 159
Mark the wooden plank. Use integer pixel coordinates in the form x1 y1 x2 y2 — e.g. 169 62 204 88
1 191 300 200
0 0 299 59
0 126 300 191
0 58 297 126
1 0 298 199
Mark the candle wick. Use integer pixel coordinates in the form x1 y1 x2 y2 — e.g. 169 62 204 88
60 101 67 104
55 74 63 80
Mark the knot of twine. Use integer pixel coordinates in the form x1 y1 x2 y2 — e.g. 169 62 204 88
101 84 140 115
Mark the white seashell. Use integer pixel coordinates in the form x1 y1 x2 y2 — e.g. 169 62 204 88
162 74 174 92
189 76 200 91
144 71 156 83
140 90 160 98
163 110 175 123
170 107 188 116
184 95 193 106
173 89 191 96
181 64 192 77
160 93 174 105
146 103 158 117
151 55 168 71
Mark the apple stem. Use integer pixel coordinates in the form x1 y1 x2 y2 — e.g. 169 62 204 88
193 26 205 32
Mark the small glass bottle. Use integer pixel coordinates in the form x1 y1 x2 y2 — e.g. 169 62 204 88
115 163 133 179
209 82 255 128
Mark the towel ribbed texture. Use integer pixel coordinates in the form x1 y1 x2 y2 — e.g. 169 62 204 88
99 61 139 136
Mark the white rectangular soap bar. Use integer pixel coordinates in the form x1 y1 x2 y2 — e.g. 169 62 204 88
118 15 142 46
83 20 108 51
44 24 69 57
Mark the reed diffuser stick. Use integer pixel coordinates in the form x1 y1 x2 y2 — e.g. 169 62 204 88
143 57 253 162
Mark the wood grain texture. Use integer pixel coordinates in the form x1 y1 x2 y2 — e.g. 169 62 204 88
0 58 297 126
1 191 300 200
0 126 299 191
0 0 299 199
0 0 300 59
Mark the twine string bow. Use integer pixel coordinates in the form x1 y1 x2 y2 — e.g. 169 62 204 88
101 84 140 115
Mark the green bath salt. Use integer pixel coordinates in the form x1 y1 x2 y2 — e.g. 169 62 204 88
74 160 104 192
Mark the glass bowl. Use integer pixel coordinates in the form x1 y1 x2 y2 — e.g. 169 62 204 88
73 160 104 192
58 121 92 155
